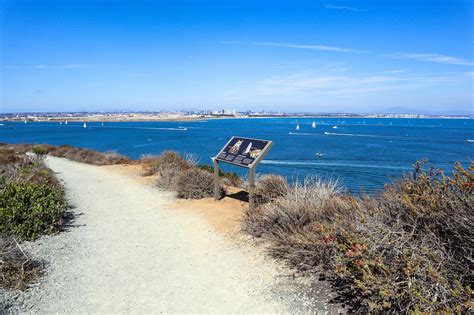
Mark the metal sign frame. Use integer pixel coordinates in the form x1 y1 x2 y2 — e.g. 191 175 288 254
213 136 273 210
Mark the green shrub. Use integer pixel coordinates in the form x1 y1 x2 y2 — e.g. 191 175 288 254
0 180 67 240
176 168 225 199
32 145 48 155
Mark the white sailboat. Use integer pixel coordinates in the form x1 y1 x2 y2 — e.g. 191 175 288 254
332 125 338 129
65 120 68 125
296 123 300 130
83 122 87 128
311 121 316 128
244 142 252 154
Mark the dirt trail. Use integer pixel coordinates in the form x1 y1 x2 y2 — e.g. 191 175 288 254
4 156 302 313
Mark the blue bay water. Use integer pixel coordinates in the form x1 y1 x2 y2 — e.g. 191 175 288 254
1 118 472 193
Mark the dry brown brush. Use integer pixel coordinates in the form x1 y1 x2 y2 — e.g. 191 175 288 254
147 151 226 198
176 167 225 199
254 174 289 205
141 151 195 176
242 163 473 312
49 145 130 165
0 236 43 290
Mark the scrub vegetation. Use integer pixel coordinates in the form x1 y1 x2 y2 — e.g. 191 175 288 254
140 151 225 199
0 144 68 291
243 161 473 313
2 143 472 312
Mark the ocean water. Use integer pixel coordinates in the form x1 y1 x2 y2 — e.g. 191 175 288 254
1 118 472 193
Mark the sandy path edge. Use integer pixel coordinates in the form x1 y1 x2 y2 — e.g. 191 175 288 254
1 157 341 313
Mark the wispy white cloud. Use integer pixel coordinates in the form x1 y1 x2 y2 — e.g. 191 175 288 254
5 64 90 69
256 71 471 96
251 41 365 53
387 53 474 66
324 4 365 11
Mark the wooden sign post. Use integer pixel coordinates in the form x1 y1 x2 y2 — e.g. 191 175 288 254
213 136 273 210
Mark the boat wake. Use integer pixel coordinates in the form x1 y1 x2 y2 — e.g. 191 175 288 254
262 160 410 170
324 131 388 138
289 132 318 136
101 126 187 131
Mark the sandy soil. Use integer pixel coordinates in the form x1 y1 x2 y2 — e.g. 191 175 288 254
104 163 248 237
1 157 342 313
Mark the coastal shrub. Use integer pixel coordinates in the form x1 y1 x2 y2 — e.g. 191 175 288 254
0 147 21 167
155 167 182 191
49 145 130 165
243 176 342 238
0 149 67 240
254 174 289 205
176 168 225 199
243 163 474 312
0 236 44 290
1 154 60 188
32 145 49 156
198 164 243 187
141 151 194 176
0 180 67 240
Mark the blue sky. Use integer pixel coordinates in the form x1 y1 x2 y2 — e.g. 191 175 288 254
1 0 473 114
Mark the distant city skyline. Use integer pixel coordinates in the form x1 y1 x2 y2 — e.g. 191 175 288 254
1 0 473 114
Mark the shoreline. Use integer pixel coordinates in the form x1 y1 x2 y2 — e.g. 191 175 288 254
0 115 474 123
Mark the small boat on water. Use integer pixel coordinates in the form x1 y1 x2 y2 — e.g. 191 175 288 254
65 120 68 125
296 122 300 130
332 125 338 129
83 122 87 128
24 120 27 124
468 139 474 143
312 121 316 128
315 152 323 157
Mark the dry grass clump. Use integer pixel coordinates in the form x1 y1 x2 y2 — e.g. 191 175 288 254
49 145 130 165
150 151 195 190
176 168 225 199
254 174 289 205
243 176 341 238
149 152 226 198
155 167 183 191
0 236 43 290
242 163 473 312
141 151 195 176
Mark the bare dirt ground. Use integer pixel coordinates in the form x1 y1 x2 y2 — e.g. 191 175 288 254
1 157 342 313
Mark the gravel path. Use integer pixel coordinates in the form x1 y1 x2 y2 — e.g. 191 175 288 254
1 157 341 313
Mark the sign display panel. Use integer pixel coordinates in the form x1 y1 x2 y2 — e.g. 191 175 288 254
215 137 271 168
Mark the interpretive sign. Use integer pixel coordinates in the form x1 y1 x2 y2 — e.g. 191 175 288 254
215 137 272 168
213 136 273 210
